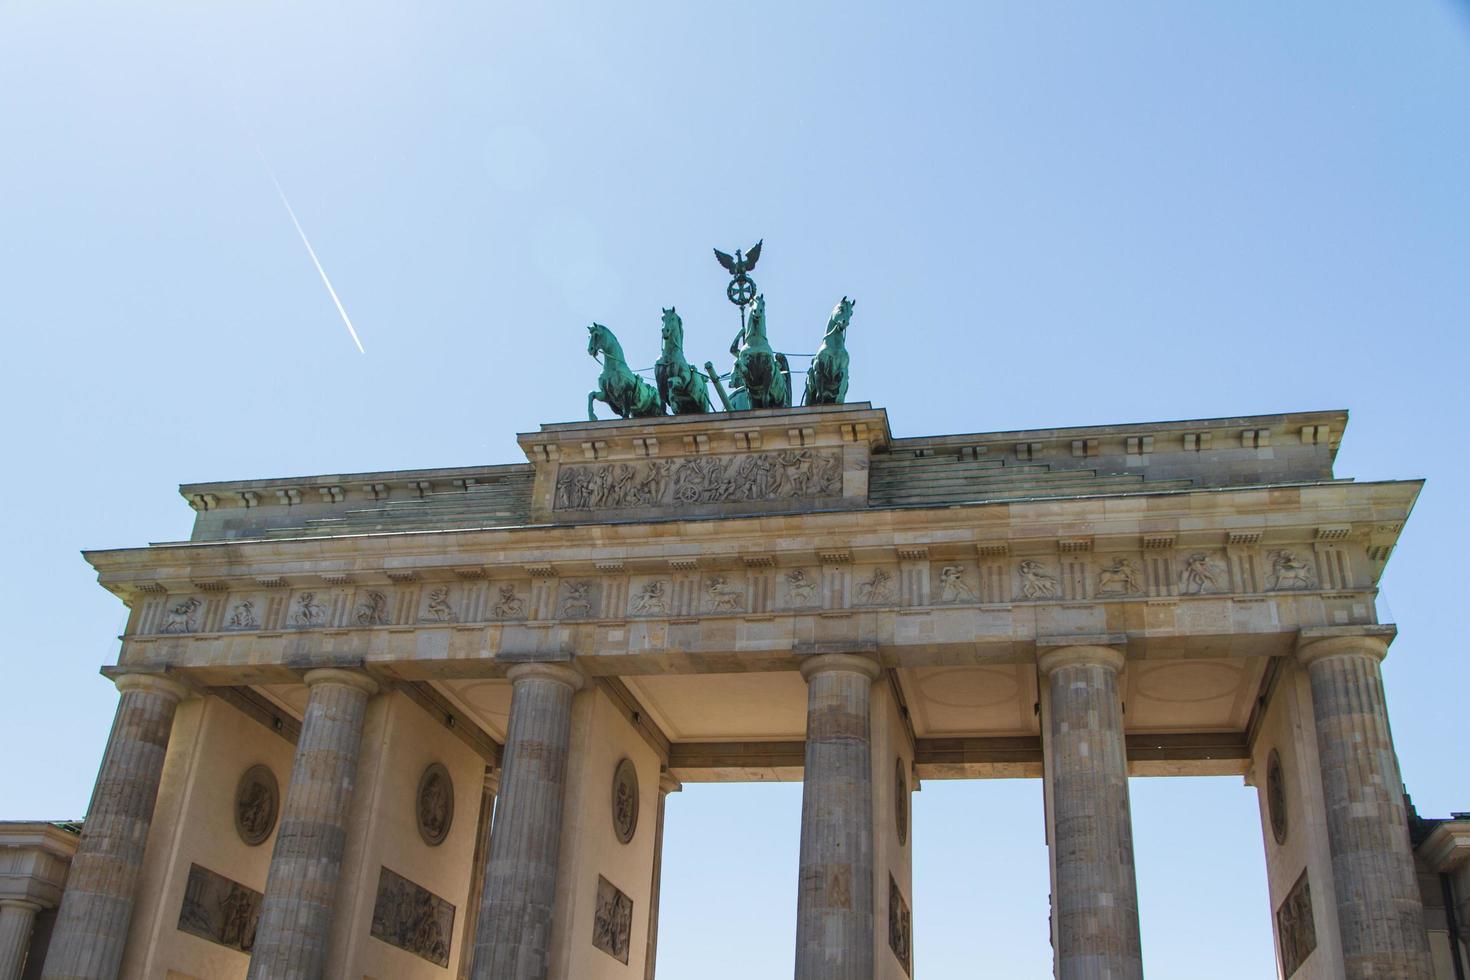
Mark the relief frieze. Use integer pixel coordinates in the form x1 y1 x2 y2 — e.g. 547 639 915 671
177 863 262 954
370 866 455 967
553 449 842 511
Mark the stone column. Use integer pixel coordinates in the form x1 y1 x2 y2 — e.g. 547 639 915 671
1298 630 1433 979
1038 644 1143 980
643 770 682 980
795 653 880 980
247 668 378 980
42 672 188 980
0 900 41 980
471 662 583 980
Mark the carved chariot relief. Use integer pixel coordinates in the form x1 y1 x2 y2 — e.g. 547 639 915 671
612 758 639 844
492 583 528 619
420 586 458 623
1095 558 1143 597
234 764 279 847
416 763 454 846
1269 551 1316 591
592 875 634 964
553 449 842 512
370 867 455 967
630 579 670 616
1276 870 1316 978
160 596 202 634
782 568 820 607
1017 560 1058 600
937 565 977 603
354 590 391 627
177 864 262 954
1179 553 1225 595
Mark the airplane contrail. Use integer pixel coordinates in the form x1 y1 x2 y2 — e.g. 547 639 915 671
254 147 366 354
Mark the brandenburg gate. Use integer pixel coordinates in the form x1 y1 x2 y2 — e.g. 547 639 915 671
9 395 1464 980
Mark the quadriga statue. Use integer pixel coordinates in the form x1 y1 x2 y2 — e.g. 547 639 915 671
802 296 853 406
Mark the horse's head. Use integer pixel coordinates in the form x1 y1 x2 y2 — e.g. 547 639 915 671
747 294 767 338
660 306 683 353
826 296 855 341
587 323 604 358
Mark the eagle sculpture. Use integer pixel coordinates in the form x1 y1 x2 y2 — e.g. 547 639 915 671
713 240 762 278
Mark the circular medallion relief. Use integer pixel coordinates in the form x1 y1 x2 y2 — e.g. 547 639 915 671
417 763 454 847
1267 749 1288 846
612 758 640 845
234 764 279 847
895 758 909 847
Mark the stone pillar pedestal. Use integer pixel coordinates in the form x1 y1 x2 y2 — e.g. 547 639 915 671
1298 630 1433 979
247 668 379 980
795 653 881 980
1039 644 1142 980
644 770 682 980
471 661 583 980
42 672 188 980
0 900 41 980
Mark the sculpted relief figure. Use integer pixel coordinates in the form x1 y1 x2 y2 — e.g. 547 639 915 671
554 450 840 511
1096 557 1142 596
226 599 258 630
938 565 977 603
857 567 894 604
492 584 525 619
160 596 201 634
423 587 456 623
1018 560 1058 600
291 592 327 627
705 575 744 612
561 581 594 619
1269 550 1315 591
784 569 819 606
1180 553 1223 594
354 591 390 626
631 580 668 615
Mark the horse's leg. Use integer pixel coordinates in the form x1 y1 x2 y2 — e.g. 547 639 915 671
588 391 602 421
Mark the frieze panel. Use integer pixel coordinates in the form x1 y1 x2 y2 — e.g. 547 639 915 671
780 568 821 609
591 875 634 964
160 595 202 634
491 582 530 620
703 573 747 613
888 874 912 975
936 564 979 604
1179 553 1226 595
1276 870 1316 977
553 450 842 512
419 585 460 623
177 863 262 954
629 577 671 617
370 866 455 967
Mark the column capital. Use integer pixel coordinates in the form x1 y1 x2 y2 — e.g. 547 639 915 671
505 661 584 692
658 770 683 795
110 671 190 703
1296 625 1395 668
302 667 379 696
1037 643 1125 676
0 899 42 914
798 652 882 682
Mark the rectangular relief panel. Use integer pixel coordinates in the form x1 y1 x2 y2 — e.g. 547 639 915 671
592 874 635 964
369 866 456 968
176 863 262 954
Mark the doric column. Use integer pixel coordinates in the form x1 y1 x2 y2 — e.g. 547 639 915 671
471 662 583 980
1039 644 1142 980
247 668 378 980
0 900 41 980
1298 629 1433 979
42 672 188 980
795 653 880 980
644 770 682 980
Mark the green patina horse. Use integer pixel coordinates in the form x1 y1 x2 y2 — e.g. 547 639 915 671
654 307 712 415
587 322 663 420
802 296 854 406
706 295 791 411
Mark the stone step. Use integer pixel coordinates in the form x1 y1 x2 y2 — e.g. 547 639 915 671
870 477 1195 506
868 468 1101 493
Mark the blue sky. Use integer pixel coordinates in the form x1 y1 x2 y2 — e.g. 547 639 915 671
3 2 1468 976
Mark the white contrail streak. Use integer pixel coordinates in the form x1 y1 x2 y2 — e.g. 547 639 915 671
258 153 365 354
